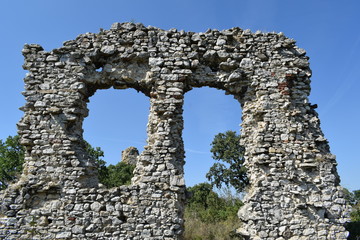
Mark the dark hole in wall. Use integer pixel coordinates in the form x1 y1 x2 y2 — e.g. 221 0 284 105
119 211 128 222
324 210 329 219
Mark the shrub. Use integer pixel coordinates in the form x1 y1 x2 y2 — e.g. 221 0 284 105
184 183 244 239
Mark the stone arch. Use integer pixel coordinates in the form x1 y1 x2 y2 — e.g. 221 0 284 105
81 60 152 186
0 22 349 239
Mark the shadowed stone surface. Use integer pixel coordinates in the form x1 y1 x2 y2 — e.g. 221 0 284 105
0 22 349 239
122 147 139 166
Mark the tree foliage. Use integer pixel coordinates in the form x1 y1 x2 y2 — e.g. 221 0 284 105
185 182 244 239
187 183 215 210
350 192 360 223
344 188 360 240
101 162 135 188
83 141 109 185
206 131 248 193
83 141 135 187
186 182 243 223
0 135 24 189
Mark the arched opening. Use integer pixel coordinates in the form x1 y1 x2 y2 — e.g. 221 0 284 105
82 87 150 186
183 87 243 187
183 86 245 239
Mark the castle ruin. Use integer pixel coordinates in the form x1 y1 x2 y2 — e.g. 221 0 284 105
0 22 349 239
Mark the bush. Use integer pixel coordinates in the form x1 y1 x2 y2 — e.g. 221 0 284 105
0 135 24 189
184 183 244 239
343 188 360 239
184 212 243 240
100 162 135 188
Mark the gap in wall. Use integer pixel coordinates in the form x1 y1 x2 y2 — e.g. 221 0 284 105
183 86 242 188
83 88 150 167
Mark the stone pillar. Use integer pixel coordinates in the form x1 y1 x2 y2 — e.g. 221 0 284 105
238 71 349 239
17 44 98 192
131 72 186 239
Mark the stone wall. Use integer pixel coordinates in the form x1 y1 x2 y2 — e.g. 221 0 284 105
0 22 349 239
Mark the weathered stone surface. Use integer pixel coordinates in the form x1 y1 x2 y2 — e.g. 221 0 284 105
0 22 349 239
121 146 139 165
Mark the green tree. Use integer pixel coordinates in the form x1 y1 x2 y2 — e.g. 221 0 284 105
344 188 360 240
343 188 360 222
72 140 136 188
186 183 243 223
0 135 24 189
83 140 109 185
187 182 214 210
348 190 360 224
185 183 244 239
101 162 135 188
206 131 248 193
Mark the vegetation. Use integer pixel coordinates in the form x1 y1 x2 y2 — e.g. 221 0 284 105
0 135 24 189
344 188 360 239
100 162 135 187
206 131 249 193
182 131 247 239
83 141 135 187
84 140 108 185
184 182 244 240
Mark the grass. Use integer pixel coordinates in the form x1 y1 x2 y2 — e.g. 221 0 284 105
184 209 243 240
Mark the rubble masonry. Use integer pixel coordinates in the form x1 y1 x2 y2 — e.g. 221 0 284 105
0 22 349 239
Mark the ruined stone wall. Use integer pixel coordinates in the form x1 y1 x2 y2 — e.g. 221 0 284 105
0 22 349 239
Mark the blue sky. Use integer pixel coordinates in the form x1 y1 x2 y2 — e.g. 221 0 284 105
0 0 359 191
